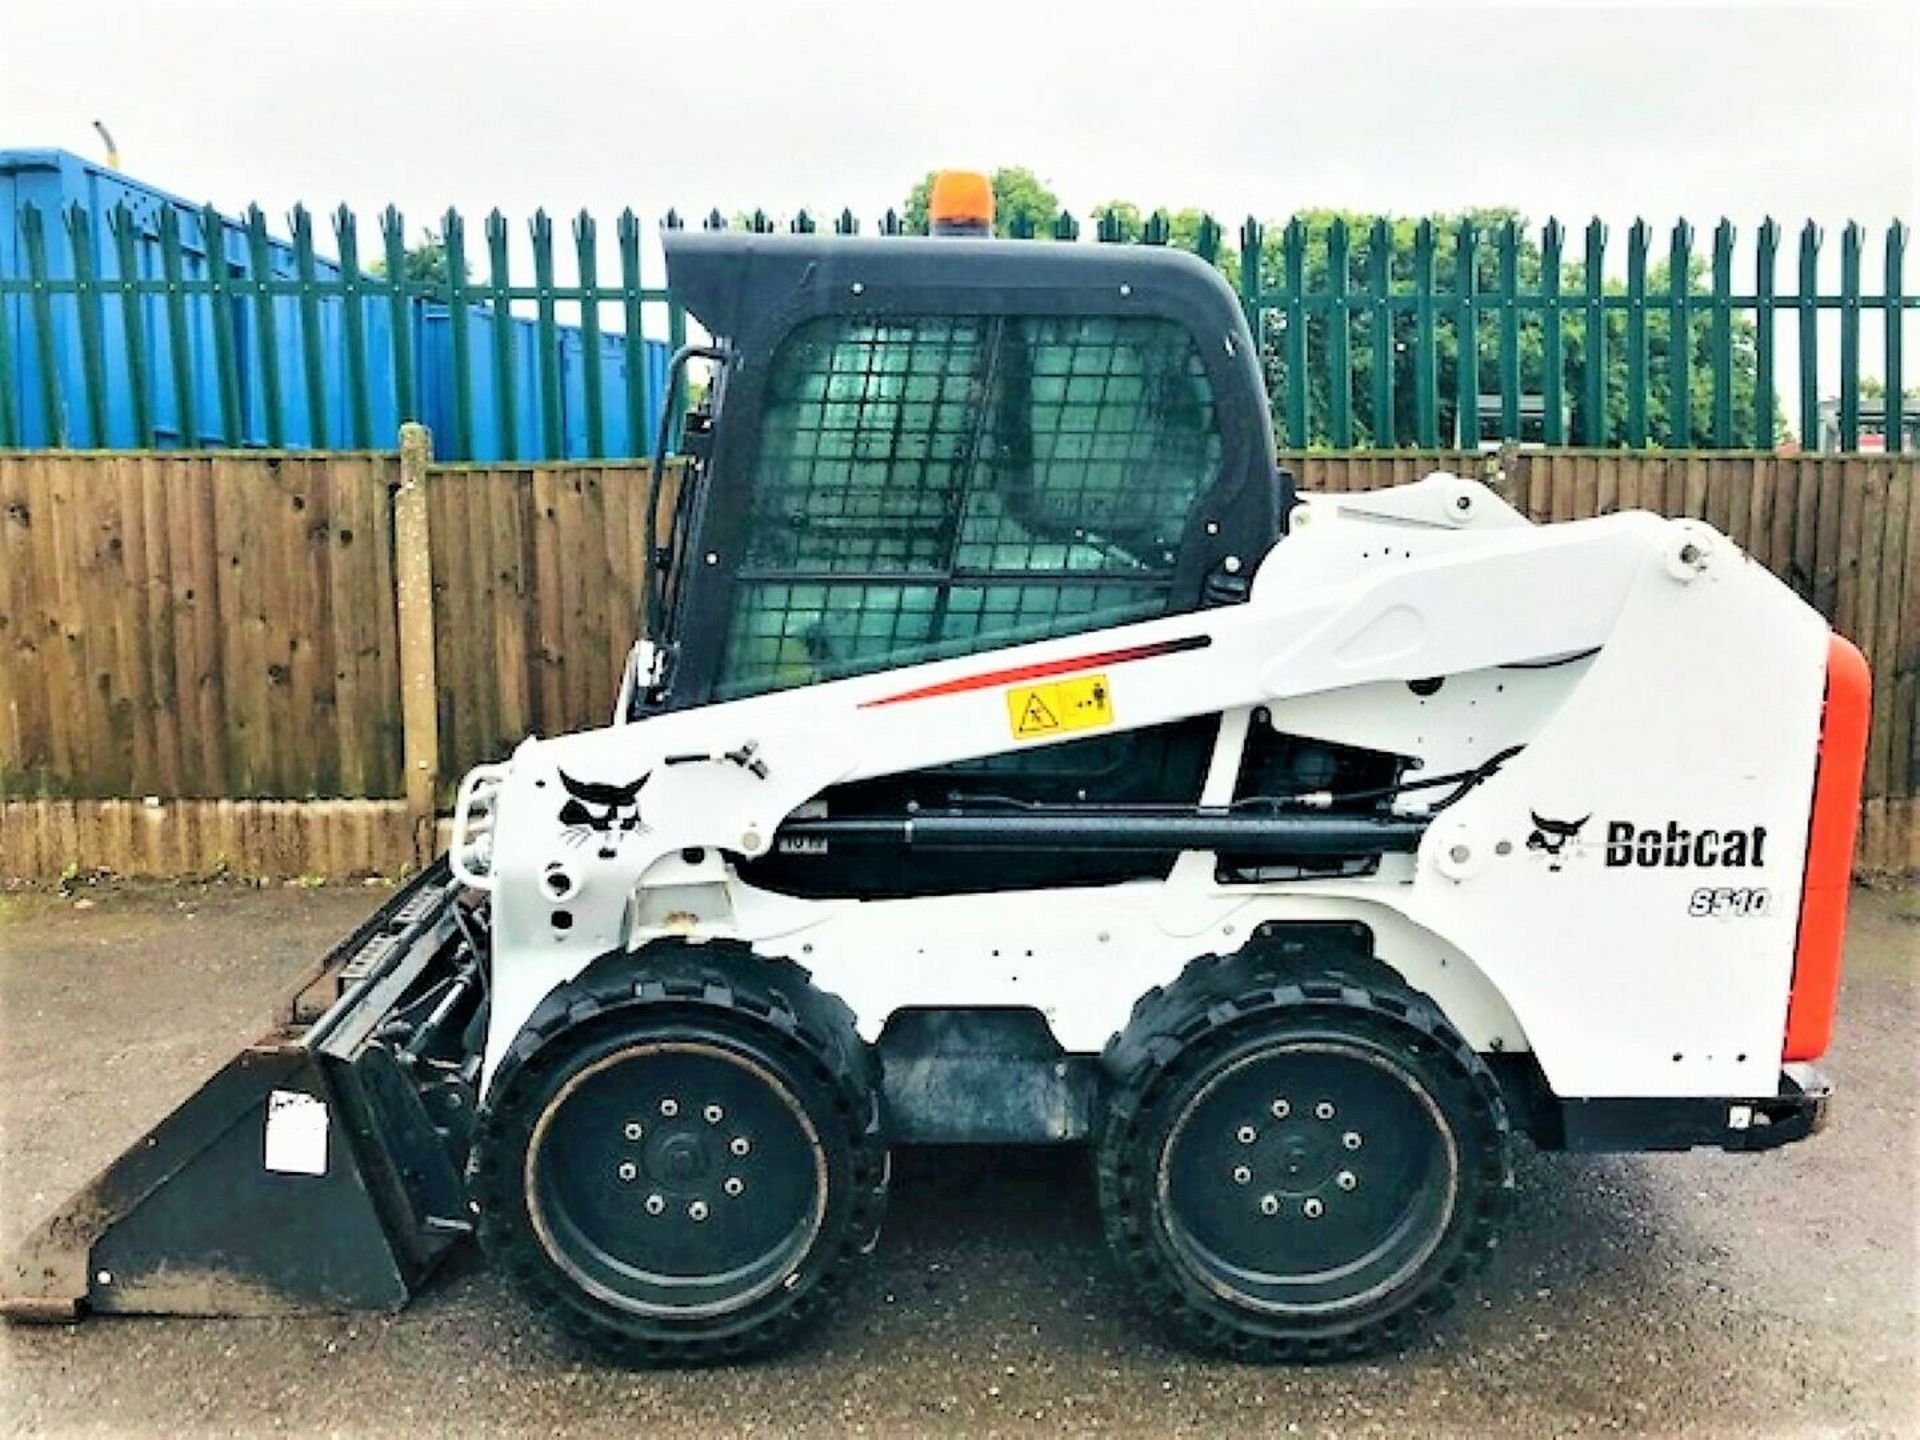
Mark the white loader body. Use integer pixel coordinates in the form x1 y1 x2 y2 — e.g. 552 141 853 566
458 471 1827 1104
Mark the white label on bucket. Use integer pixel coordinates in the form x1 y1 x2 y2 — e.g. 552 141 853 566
264 1089 330 1176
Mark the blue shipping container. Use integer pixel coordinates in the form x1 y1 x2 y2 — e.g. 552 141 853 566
0 149 668 459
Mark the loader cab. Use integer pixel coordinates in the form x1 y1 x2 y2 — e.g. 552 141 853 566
640 229 1290 894
648 228 1287 711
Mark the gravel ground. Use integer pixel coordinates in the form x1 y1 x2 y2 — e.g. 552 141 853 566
0 880 1914 1438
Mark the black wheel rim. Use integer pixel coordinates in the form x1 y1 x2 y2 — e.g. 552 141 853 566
526 1040 827 1318
1156 1038 1458 1316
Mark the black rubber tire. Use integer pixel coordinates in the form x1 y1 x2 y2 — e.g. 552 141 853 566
1095 950 1511 1361
472 942 887 1365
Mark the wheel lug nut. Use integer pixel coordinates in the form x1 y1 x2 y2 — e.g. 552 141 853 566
1231 1165 1252 1185
729 1136 751 1157
723 1176 745 1197
1259 1193 1280 1216
617 1161 637 1182
1303 1197 1325 1219
1235 1125 1257 1145
688 1200 710 1222
1314 1101 1335 1121
704 1104 724 1124
1337 1170 1358 1191
1270 1098 1290 1119
1342 1130 1363 1150
623 1121 644 1141
660 1098 680 1118
644 1193 665 1216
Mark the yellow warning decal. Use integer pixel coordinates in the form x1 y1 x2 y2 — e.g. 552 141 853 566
1006 673 1114 740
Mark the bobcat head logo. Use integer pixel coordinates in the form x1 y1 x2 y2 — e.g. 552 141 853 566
558 771 651 859
1526 812 1590 872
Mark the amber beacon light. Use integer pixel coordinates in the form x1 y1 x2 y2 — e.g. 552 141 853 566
928 170 995 236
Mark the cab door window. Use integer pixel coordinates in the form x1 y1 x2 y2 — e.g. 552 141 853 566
715 311 1220 699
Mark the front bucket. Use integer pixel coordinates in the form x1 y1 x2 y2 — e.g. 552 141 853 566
4 863 482 1321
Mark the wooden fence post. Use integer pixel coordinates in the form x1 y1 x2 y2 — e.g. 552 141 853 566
394 423 439 867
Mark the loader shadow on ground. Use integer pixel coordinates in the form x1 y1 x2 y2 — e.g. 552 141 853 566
1 882 1915 1438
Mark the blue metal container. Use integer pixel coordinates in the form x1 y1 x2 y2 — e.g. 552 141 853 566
0 149 666 458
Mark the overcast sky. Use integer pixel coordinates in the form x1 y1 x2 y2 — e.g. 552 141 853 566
6 0 1913 231
3 0 1914 385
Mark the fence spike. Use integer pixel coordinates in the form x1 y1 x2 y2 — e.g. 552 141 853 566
1365 217 1393 448
1325 219 1354 447
1455 219 1481 448
242 204 285 447
17 205 66 445
1541 219 1566 446
1412 218 1439 446
1753 218 1780 449
107 201 154 446
379 205 416 422
1496 219 1521 443
1886 221 1908 452
155 205 199 445
1709 219 1735 447
1667 219 1694 445
529 209 563 457
1797 221 1823 449
617 206 648 470
1838 221 1863 452
439 208 477 459
488 209 519 462
1622 219 1651 447
1195 214 1220 264
62 203 109 445
1278 219 1310 447
290 203 329 448
572 209 605 460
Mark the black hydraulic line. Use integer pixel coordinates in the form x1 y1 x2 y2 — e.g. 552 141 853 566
401 954 483 1064
961 744 1526 820
777 810 1427 857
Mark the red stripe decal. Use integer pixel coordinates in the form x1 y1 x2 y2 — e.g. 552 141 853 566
859 635 1210 708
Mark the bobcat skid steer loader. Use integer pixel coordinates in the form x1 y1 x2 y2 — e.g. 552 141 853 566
4 175 1869 1365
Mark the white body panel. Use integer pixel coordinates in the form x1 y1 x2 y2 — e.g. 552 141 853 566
460 475 1828 1104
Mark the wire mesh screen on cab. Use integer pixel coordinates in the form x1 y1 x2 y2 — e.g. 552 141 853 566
716 313 1222 699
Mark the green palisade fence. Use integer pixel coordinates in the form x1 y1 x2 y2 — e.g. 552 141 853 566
1 202 1912 456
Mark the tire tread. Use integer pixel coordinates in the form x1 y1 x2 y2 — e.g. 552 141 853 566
1096 950 1511 1361
472 941 886 1365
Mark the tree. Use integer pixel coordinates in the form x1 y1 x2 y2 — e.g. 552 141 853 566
903 167 1061 237
1241 210 1780 448
370 228 454 287
895 174 1778 449
1859 377 1920 405
1091 200 1143 242
1166 208 1240 288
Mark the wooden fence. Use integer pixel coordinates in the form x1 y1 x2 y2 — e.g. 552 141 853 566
0 445 1914 878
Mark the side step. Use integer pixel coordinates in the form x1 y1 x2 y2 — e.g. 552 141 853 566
3 862 483 1321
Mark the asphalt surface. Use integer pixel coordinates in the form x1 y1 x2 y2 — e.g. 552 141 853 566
0 880 1914 1438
